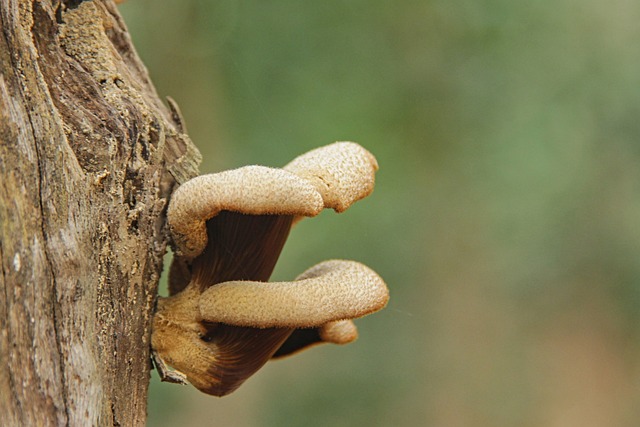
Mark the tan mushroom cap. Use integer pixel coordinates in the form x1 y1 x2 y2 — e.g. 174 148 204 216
319 320 358 344
168 142 380 257
167 166 324 257
284 141 378 213
198 260 389 328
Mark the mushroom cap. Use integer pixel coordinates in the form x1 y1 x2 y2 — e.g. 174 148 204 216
319 320 358 344
198 260 389 328
270 319 359 359
167 166 324 257
284 141 378 213
167 142 379 257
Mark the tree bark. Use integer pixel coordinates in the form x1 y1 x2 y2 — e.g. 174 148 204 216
0 1 201 425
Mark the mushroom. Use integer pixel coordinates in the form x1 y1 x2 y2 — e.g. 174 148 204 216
151 142 388 396
198 260 388 328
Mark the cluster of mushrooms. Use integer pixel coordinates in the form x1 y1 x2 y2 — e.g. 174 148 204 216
151 142 389 396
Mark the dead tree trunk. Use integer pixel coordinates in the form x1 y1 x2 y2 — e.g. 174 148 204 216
0 1 200 425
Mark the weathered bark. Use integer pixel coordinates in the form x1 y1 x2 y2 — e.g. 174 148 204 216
0 0 201 425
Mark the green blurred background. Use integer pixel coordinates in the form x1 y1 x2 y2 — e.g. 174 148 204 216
120 1 640 426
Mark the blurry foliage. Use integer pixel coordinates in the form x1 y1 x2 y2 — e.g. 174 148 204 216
121 1 640 426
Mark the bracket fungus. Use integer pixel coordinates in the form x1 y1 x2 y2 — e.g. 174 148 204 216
151 142 389 396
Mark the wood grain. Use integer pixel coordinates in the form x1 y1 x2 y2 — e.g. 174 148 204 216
0 1 201 424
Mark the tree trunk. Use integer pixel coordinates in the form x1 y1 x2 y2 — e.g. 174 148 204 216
0 1 201 425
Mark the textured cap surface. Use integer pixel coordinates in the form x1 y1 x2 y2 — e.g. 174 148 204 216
167 166 324 257
167 142 379 257
198 260 389 328
319 320 358 344
284 142 378 212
